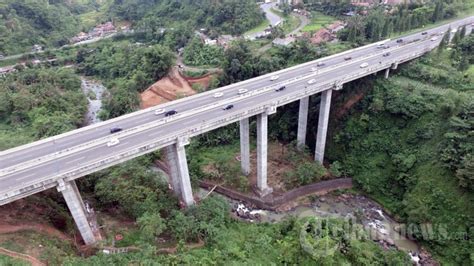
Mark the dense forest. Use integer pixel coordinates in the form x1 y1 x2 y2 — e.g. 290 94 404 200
323 35 474 263
109 0 265 35
0 0 101 55
0 67 87 150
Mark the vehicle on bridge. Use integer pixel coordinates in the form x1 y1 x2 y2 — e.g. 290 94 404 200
275 86 286 92
360 63 369 68
223 104 234 110
154 109 165 115
431 37 438 41
316 62 325 67
165 110 178 116
383 52 391 57
344 56 352 61
270 75 279 81
110 127 122 134
311 67 318 72
238 89 248 94
307 79 316 84
422 31 428 35
396 39 403 43
213 92 224 98
107 138 120 147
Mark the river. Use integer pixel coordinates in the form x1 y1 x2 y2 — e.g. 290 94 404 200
80 77 106 125
195 188 432 264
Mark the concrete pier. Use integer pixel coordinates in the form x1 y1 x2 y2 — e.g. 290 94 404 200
315 89 333 163
175 137 194 206
385 68 390 79
239 118 250 175
256 113 272 196
297 97 309 150
165 145 181 197
57 180 96 245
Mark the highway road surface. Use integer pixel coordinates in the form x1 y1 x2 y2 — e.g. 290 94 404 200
0 16 473 201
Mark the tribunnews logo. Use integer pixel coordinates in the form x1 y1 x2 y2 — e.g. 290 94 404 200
298 216 472 259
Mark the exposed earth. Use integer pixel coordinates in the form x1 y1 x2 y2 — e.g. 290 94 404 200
140 67 221 109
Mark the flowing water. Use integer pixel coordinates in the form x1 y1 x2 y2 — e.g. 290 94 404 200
81 77 106 125
196 188 421 258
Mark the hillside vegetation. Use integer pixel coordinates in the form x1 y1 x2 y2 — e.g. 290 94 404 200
109 0 265 36
0 67 87 150
327 35 474 263
0 0 102 55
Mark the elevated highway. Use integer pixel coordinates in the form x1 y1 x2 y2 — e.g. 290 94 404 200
0 17 472 245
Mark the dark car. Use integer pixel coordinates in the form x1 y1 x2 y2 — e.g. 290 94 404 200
165 110 178 117
344 56 352 61
110 127 122 134
275 86 286 92
421 31 428 35
396 39 403 43
223 104 234 110
383 52 391 57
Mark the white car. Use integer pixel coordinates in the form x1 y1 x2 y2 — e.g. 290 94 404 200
360 63 369 68
107 138 120 147
154 108 165 115
307 79 316 84
213 92 224 98
430 37 438 41
238 88 248 94
270 75 279 81
310 67 318 72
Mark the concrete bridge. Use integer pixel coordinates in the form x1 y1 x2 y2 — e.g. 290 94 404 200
0 17 472 245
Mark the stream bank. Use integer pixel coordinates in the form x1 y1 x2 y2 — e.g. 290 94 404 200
196 185 437 265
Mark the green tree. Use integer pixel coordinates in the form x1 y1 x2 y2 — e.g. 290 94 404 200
137 212 167 243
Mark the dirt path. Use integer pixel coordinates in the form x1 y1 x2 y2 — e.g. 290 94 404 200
176 55 222 73
0 223 72 242
0 247 45 266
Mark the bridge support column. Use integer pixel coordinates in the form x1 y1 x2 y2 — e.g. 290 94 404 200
174 137 194 207
165 145 181 198
315 89 333 163
239 118 250 176
57 180 96 245
385 68 390 79
297 96 309 150
257 113 272 196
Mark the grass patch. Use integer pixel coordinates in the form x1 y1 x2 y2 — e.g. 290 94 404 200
302 11 336 32
0 255 29 266
244 19 271 35
281 14 300 35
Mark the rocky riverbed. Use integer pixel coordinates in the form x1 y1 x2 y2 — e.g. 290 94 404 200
81 77 107 125
196 188 437 265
